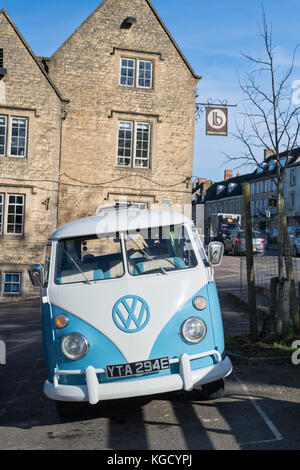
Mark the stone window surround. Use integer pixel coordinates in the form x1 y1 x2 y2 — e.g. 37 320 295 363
114 48 160 92
0 110 30 159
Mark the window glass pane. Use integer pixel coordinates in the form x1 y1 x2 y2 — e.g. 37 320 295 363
9 117 28 157
6 194 24 235
126 225 197 276
56 236 124 284
0 194 3 234
3 273 20 294
44 244 52 285
120 58 135 86
134 123 150 168
138 61 152 88
117 121 132 166
0 115 7 155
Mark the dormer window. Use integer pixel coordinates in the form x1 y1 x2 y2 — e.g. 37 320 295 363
227 182 237 193
256 162 267 174
268 160 276 171
217 184 225 195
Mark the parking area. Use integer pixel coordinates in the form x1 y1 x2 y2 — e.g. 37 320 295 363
0 298 300 450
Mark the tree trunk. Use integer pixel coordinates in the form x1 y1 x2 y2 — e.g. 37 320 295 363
243 183 258 341
276 183 284 336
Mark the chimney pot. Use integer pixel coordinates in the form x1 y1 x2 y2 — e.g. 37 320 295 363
224 170 233 181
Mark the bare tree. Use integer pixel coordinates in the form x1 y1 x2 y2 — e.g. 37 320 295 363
227 7 300 338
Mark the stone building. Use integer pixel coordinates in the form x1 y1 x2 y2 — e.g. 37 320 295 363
45 0 200 225
0 0 200 301
0 9 67 300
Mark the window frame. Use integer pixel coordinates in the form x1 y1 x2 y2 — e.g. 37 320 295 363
117 120 151 169
0 193 3 236
290 168 296 186
120 57 153 90
119 58 135 87
3 272 21 295
137 60 153 89
116 120 133 167
6 193 25 236
0 114 7 156
8 116 28 158
133 121 151 169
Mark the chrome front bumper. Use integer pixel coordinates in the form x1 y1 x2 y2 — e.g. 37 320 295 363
44 350 233 405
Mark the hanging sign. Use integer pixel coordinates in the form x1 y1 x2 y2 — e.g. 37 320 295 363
206 107 228 136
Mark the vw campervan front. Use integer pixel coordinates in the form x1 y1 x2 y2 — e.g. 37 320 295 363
28 207 232 418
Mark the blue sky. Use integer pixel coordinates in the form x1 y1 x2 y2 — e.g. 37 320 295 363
2 0 300 182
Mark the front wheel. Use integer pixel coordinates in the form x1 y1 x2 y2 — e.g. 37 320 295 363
202 379 225 400
55 400 80 419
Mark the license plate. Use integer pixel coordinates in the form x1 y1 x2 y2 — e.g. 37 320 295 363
106 357 170 379
253 248 257 251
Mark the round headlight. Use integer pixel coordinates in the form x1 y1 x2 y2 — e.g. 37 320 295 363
181 317 207 344
61 333 89 360
193 296 207 311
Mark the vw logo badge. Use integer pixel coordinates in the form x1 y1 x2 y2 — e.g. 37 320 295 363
112 295 150 333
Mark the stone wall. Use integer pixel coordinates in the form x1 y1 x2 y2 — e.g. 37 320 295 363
0 10 62 301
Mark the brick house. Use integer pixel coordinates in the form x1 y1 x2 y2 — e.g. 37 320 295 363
0 0 200 301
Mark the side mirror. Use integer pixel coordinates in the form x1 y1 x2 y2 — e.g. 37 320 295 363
28 264 44 288
208 242 224 266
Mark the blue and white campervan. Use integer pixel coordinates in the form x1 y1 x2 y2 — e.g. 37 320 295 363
28 207 232 418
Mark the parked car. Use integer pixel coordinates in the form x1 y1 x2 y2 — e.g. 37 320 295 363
224 229 265 255
288 227 300 256
268 229 278 244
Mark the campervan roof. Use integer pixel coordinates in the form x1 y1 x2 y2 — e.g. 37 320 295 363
49 208 192 240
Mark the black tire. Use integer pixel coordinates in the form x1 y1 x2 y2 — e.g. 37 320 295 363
55 400 80 419
202 379 225 400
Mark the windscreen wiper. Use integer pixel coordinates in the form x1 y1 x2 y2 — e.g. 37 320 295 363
63 248 91 284
127 235 167 275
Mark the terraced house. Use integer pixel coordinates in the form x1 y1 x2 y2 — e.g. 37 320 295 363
0 0 200 301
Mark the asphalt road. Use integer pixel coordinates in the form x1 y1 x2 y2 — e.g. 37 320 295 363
0 264 300 451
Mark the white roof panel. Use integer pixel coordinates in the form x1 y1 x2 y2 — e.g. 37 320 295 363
49 209 192 240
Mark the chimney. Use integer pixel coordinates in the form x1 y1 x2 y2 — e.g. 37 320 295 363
224 170 233 181
198 178 207 185
264 148 275 160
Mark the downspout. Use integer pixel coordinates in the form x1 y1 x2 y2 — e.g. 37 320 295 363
56 101 69 229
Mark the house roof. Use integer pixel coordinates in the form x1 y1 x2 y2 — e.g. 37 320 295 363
0 8 68 103
194 147 300 204
50 0 201 80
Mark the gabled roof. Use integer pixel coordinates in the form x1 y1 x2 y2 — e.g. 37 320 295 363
51 0 201 80
145 0 201 80
0 8 68 103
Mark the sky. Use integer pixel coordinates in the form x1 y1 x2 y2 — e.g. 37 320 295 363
1 0 300 183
